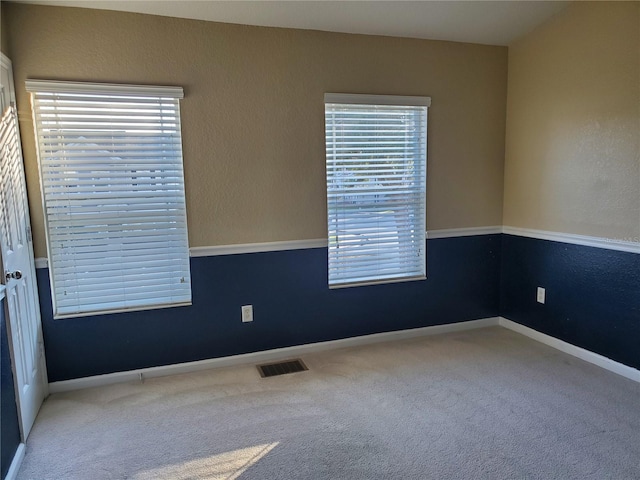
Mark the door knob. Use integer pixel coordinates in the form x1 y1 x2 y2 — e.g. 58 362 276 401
5 270 22 281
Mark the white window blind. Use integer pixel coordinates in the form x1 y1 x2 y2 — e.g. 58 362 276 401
325 93 430 288
26 80 191 318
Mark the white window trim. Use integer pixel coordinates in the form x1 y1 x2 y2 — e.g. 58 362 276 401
25 80 184 98
324 93 431 108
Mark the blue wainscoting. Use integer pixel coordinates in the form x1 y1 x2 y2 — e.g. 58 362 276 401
1 296 21 480
37 235 501 382
500 234 640 370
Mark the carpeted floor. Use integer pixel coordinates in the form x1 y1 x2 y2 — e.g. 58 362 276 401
16 327 640 479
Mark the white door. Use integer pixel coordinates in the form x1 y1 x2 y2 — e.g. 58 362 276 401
0 53 48 439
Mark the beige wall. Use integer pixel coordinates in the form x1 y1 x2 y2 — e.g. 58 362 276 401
4 3 507 258
504 1 640 241
1 5 9 55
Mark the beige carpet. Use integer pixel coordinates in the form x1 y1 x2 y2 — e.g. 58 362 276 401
17 327 640 479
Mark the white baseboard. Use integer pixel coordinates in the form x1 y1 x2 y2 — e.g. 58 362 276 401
499 317 640 383
48 317 499 393
5 443 25 480
48 316 640 393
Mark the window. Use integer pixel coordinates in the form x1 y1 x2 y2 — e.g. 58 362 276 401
26 80 191 318
325 93 430 288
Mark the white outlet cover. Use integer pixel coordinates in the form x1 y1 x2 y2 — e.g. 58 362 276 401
242 305 253 322
537 287 545 304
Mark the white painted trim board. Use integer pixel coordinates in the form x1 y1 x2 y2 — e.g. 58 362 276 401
35 226 504 267
48 318 498 393
502 226 640 254
35 225 638 268
5 443 25 480
189 238 327 257
499 317 640 383
427 226 502 239
48 317 640 393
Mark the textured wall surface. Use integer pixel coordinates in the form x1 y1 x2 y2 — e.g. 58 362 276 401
5 0 639 397
0 6 9 55
504 1 640 240
500 1 640 374
3 2 507 258
500 235 640 369
38 236 501 382
1 297 21 479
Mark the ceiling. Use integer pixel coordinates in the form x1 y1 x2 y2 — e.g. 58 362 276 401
11 1 570 46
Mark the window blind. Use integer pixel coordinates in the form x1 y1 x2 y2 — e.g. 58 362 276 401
26 80 191 318
325 93 429 288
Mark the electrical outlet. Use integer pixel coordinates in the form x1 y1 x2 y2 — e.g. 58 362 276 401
241 305 253 323
537 287 545 304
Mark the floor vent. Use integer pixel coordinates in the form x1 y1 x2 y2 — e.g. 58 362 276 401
257 359 308 378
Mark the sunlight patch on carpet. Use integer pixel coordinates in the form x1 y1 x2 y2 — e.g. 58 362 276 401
133 442 279 479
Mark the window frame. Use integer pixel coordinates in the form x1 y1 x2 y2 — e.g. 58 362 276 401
324 93 430 288
26 80 192 319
